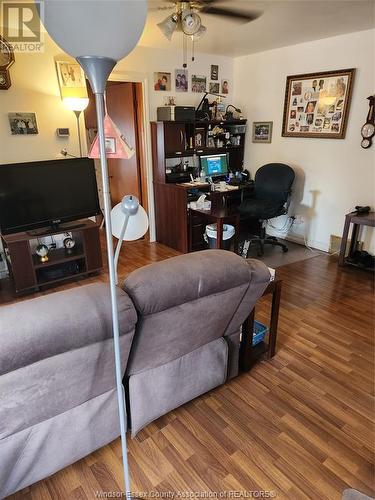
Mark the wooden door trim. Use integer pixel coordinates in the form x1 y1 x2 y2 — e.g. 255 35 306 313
106 71 156 242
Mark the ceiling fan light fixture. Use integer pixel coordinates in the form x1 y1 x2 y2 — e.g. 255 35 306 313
157 13 178 41
192 24 207 40
181 9 201 36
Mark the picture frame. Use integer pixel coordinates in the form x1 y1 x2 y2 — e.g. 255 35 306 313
154 72 171 91
8 112 38 135
209 82 220 94
252 122 273 143
191 75 206 93
282 68 355 139
211 65 219 81
175 69 188 92
55 60 87 99
195 127 206 148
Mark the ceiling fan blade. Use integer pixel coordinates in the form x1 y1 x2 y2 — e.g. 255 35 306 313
200 6 261 22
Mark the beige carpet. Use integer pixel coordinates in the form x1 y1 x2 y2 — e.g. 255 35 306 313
246 239 323 268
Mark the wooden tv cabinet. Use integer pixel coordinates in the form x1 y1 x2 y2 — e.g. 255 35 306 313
1 219 103 294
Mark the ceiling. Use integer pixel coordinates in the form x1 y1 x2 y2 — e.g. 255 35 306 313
142 0 375 57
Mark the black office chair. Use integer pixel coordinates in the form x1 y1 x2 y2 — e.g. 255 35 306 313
239 163 295 257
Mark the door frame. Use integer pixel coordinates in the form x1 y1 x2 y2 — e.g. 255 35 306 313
107 70 156 242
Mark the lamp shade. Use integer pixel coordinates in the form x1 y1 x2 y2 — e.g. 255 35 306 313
111 202 149 241
157 14 178 41
42 0 147 61
63 97 89 112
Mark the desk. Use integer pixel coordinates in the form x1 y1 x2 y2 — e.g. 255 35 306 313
189 207 240 253
239 278 282 372
339 211 375 270
153 181 253 253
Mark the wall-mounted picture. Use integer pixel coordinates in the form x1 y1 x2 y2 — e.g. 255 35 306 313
211 65 219 81
209 82 220 94
154 72 171 91
56 61 85 88
8 112 38 135
221 79 229 94
252 121 273 143
195 127 206 148
175 69 188 92
191 75 206 93
282 68 355 139
55 60 87 99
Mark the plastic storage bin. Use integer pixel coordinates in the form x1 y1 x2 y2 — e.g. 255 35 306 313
252 320 268 346
205 223 235 250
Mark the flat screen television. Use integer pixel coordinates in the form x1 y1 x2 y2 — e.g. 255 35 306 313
0 157 101 235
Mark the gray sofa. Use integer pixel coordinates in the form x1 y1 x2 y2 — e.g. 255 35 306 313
0 250 270 498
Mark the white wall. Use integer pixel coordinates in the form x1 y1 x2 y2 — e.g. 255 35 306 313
234 29 375 252
116 45 233 121
0 35 233 164
0 36 85 164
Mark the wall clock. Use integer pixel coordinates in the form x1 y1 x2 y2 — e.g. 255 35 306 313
0 36 15 90
361 95 375 149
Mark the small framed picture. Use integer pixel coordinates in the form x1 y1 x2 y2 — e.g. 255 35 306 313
105 137 116 154
154 72 171 91
8 112 38 135
191 75 206 93
195 127 206 148
55 60 87 98
211 65 219 81
252 122 273 143
209 82 220 94
175 69 188 92
221 79 229 94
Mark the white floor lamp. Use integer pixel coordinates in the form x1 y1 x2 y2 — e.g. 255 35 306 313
40 1 147 497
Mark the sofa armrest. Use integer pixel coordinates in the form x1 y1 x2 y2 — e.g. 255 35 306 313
0 283 137 376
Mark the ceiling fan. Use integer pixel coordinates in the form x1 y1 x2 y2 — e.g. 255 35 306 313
154 1 262 66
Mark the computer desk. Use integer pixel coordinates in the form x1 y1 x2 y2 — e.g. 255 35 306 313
153 180 253 253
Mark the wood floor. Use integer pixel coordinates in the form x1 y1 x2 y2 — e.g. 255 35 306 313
3 238 375 500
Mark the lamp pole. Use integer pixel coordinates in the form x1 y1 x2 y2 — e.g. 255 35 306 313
77 55 131 499
73 110 83 157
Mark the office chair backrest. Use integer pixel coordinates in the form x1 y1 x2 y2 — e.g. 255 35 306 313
254 163 295 202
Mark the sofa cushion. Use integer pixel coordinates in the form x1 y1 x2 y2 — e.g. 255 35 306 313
0 283 137 376
123 250 256 315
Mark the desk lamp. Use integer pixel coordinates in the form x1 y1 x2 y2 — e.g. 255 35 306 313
111 195 149 284
40 1 147 497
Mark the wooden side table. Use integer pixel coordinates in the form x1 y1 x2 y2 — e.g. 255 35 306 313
339 211 375 269
239 278 282 372
189 207 240 253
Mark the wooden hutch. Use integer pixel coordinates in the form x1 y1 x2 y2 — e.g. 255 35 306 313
151 119 248 253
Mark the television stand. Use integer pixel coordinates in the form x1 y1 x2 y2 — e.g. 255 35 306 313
27 222 86 237
1 219 103 294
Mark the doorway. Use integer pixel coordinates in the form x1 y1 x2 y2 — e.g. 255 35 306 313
84 81 148 212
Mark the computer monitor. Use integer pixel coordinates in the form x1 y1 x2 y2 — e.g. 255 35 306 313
200 153 228 178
